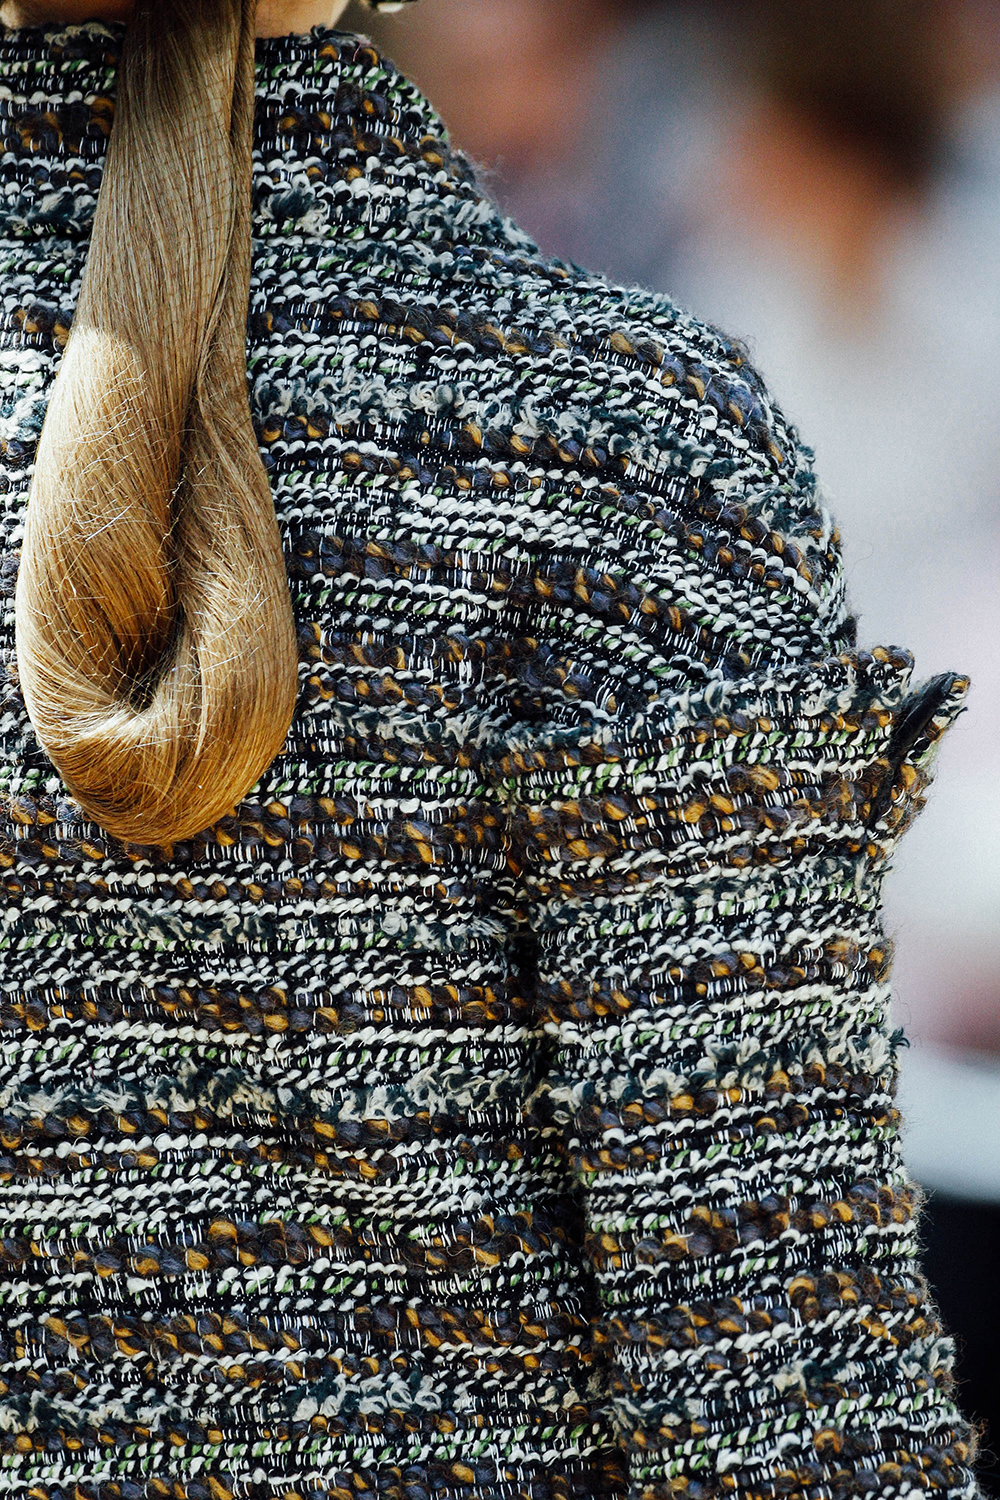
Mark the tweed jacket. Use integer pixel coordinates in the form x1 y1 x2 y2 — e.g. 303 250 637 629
0 22 977 1500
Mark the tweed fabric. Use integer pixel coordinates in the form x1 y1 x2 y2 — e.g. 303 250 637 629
0 22 978 1500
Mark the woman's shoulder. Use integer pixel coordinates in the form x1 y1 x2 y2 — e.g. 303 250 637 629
452 236 805 486
253 30 846 637
412 231 846 630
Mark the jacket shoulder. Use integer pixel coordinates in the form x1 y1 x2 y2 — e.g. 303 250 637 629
437 241 847 649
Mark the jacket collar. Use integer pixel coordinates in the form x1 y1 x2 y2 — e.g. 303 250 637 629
0 21 481 243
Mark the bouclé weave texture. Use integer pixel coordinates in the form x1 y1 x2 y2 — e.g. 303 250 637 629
0 22 978 1500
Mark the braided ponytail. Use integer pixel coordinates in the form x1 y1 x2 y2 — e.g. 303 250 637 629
14 0 298 845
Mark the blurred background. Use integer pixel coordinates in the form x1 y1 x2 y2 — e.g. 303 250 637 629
345 0 1000 1483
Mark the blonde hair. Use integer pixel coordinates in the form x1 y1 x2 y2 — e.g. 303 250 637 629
14 0 298 846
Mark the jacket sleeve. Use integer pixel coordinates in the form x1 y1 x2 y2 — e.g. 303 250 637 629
491 424 979 1500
